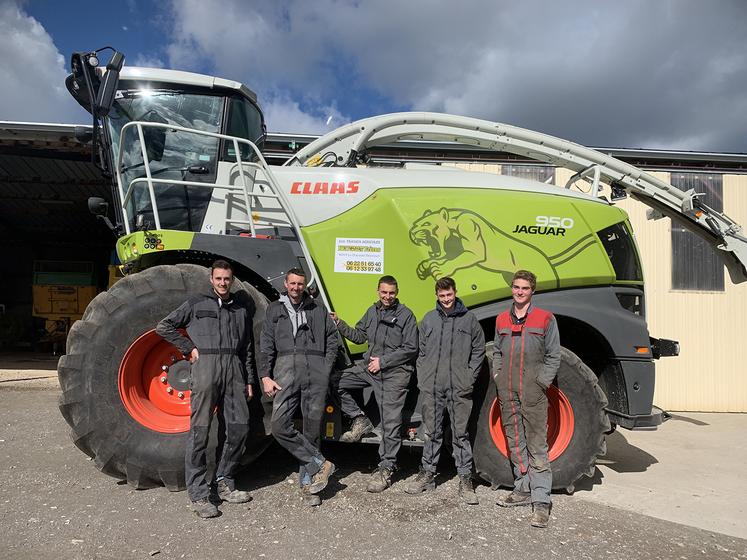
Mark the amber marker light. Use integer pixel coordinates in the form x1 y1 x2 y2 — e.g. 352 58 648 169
635 346 649 354
325 405 334 413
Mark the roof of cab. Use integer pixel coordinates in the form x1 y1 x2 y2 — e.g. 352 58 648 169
118 67 258 103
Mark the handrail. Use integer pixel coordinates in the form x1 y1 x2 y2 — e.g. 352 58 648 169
114 120 330 305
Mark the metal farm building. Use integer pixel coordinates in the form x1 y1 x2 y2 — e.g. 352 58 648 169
2 122 746 412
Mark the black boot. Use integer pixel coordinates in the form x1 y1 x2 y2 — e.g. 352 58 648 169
405 468 436 494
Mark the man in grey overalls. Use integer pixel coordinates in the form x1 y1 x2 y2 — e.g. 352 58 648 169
259 268 338 507
331 275 418 493
156 260 255 519
492 269 560 528
405 277 485 504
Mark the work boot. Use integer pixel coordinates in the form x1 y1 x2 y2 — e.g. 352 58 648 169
340 415 374 443
458 474 479 505
191 498 219 519
301 487 322 507
366 467 393 493
217 480 252 504
530 502 551 528
308 460 336 494
405 468 436 494
496 491 531 507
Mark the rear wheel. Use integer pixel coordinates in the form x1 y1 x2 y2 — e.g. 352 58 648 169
58 264 270 490
474 346 609 492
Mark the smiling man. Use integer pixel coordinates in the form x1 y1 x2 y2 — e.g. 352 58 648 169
331 275 418 493
259 268 339 507
405 276 485 503
156 260 255 519
492 270 560 528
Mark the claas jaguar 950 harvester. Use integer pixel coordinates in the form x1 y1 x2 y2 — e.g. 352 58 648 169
59 48 747 493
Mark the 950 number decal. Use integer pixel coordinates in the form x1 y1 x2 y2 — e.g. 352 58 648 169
536 216 574 228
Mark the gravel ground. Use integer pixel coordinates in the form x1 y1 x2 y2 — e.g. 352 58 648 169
1 389 745 560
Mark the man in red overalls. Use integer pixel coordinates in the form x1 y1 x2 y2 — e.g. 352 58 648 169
492 270 560 528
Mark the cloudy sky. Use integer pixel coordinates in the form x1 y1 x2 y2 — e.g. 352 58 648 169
2 0 746 152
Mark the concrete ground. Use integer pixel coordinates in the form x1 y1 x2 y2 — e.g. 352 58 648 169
576 412 747 540
1 352 746 559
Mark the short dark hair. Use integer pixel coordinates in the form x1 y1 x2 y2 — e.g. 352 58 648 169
211 259 233 274
285 267 307 280
378 275 398 289
512 269 537 291
435 277 456 292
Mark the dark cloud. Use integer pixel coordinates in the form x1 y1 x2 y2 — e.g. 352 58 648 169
166 0 747 151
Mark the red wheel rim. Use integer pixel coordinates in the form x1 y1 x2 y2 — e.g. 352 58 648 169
118 329 191 433
488 385 574 462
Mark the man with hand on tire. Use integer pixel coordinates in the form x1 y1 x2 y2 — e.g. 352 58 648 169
331 275 418 493
492 269 560 528
259 268 338 507
405 276 485 504
156 260 255 519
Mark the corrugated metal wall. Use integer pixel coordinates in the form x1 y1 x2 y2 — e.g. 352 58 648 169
451 162 747 412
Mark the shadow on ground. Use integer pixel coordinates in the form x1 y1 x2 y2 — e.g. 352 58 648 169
667 413 710 426
575 430 658 492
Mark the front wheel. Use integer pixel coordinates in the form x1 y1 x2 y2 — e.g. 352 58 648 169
58 264 270 490
474 346 610 492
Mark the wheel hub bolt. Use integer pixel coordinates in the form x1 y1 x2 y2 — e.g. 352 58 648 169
161 365 169 371
177 392 184 399
160 376 167 383
166 387 173 394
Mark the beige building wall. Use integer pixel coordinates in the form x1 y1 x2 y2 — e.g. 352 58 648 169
448 163 747 412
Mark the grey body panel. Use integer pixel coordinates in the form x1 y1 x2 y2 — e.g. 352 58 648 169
190 234 303 294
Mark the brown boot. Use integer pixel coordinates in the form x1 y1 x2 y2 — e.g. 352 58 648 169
496 491 531 507
366 467 393 493
340 415 374 443
458 474 479 505
308 460 336 494
191 498 219 519
217 480 252 504
530 502 551 528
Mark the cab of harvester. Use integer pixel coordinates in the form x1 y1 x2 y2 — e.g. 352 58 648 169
67 48 266 237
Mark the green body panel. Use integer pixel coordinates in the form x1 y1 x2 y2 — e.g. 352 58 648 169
302 187 626 339
116 230 195 263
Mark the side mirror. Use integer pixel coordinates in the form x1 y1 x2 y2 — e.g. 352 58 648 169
88 196 109 216
94 51 125 118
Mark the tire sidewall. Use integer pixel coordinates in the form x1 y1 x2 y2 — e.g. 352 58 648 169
66 264 267 487
474 345 606 490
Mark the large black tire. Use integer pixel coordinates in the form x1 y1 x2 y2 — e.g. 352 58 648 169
473 345 609 492
57 264 270 490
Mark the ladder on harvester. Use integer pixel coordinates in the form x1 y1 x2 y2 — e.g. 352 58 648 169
114 121 331 307
285 112 747 284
